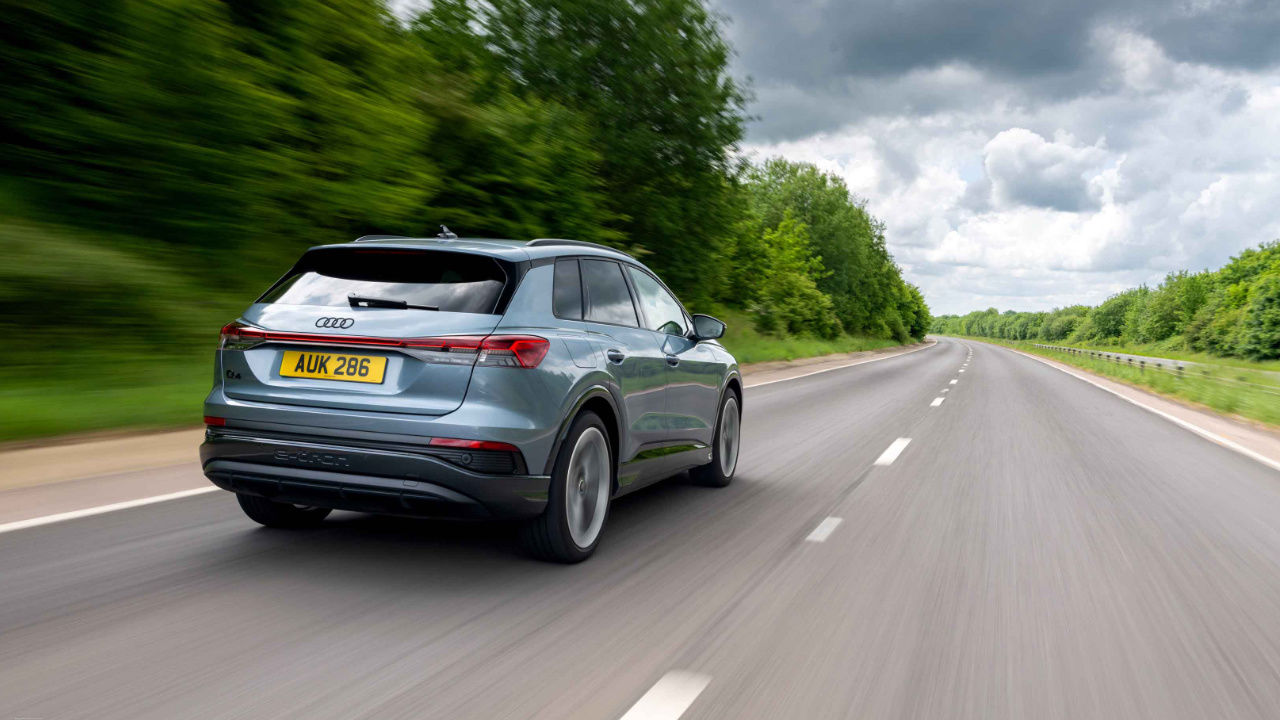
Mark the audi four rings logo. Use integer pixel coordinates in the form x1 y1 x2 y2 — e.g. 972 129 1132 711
315 317 355 329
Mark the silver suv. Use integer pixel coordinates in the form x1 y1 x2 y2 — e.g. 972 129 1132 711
201 235 742 562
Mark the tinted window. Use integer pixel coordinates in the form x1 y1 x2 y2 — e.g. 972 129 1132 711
581 259 639 326
553 259 583 320
627 266 688 336
258 249 507 314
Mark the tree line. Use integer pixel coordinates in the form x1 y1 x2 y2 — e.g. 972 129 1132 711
932 242 1280 360
1 0 928 355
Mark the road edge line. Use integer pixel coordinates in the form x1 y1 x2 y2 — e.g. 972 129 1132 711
996 344 1280 474
0 486 220 535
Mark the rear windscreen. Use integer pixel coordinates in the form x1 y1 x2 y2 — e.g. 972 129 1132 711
258 249 509 314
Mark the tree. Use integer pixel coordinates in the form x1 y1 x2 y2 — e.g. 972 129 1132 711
751 212 843 338
424 0 748 304
1239 274 1280 359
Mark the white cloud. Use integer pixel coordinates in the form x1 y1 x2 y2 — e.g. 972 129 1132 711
740 27 1280 314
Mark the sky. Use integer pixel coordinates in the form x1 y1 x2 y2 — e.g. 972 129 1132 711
715 0 1280 315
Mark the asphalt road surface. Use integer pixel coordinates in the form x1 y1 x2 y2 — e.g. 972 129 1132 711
3 338 1279 720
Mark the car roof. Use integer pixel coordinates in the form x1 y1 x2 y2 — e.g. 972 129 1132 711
306 237 638 264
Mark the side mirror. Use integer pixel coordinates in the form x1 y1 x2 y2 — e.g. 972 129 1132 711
691 314 726 341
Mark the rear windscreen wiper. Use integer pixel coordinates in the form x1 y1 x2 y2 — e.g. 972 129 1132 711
348 294 438 311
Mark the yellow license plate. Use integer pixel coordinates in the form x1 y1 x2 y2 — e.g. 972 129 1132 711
279 350 387 384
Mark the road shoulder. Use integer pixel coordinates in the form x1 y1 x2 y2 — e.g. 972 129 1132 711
988 341 1280 474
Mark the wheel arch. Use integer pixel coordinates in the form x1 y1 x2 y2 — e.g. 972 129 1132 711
543 386 622 481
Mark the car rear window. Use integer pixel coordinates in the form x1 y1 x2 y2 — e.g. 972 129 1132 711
258 249 508 314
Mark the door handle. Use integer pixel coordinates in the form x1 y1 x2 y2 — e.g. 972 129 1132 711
606 348 626 364
665 354 680 367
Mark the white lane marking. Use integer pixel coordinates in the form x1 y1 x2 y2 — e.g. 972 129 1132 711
931 397 945 407
805 517 844 542
959 369 965 373
744 341 936 388
620 671 711 720
874 438 912 466
941 388 949 393
949 379 958 385
998 344 1280 474
0 487 219 535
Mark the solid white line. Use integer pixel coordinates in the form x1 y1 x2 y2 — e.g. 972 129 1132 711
0 487 219 535
950 379 958 385
619 671 711 720
805 516 844 542
931 397 945 407
874 438 911 466
744 342 936 388
998 344 1280 474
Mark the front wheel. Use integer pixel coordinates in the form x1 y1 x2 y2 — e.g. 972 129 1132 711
520 411 613 563
690 388 741 488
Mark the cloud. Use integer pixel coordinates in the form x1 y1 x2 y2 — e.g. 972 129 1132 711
982 129 1112 212
723 1 1280 315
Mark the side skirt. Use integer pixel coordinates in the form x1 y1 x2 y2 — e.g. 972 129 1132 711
616 441 711 496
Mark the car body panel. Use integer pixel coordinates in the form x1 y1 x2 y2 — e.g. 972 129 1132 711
202 236 740 520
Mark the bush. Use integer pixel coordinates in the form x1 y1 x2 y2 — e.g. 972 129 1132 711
1239 274 1280 359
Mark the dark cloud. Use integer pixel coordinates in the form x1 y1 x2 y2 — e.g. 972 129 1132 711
716 0 1280 140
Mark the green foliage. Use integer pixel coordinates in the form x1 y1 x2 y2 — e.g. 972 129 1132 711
421 0 748 305
1239 274 1280 359
734 159 929 342
933 242 1280 361
750 213 843 338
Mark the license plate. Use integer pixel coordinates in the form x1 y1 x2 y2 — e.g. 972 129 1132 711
279 350 387 384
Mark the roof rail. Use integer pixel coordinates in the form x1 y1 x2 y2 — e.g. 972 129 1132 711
354 234 410 242
527 238 632 257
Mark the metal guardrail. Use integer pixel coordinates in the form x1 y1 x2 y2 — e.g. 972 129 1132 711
1031 344 1280 397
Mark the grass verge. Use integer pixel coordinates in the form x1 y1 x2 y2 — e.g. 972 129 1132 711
955 336 1280 428
717 310 905 364
0 354 210 444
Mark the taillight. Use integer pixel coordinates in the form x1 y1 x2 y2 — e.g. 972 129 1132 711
219 321 266 350
476 336 550 368
398 335 549 368
217 322 547 368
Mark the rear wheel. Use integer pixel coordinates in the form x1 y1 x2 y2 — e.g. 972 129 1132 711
691 388 740 488
520 411 612 563
236 493 331 528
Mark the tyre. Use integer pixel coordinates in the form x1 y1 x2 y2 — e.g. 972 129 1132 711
690 388 741 488
520 411 613 563
237 493 332 528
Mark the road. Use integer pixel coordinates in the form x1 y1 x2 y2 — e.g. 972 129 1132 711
3 338 1280 719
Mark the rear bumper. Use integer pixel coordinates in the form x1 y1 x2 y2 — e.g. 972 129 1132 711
201 428 550 519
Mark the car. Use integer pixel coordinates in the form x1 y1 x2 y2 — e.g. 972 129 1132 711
200 233 742 562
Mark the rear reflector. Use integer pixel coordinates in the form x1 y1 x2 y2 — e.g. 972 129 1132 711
218 322 548 368
204 416 226 427
429 437 521 453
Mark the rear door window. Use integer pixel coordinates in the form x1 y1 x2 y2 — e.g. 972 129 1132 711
553 258 584 320
258 249 508 314
581 259 639 326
